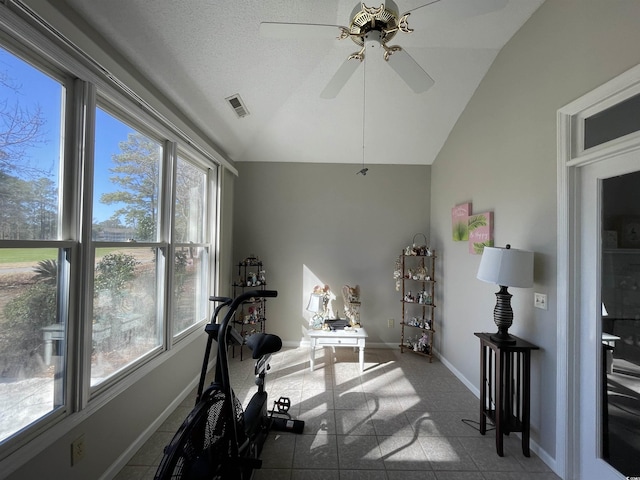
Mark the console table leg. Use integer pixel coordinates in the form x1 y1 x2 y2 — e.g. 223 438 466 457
479 344 487 435
522 352 532 457
495 349 504 457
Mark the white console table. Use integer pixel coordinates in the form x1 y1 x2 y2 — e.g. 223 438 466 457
308 328 368 372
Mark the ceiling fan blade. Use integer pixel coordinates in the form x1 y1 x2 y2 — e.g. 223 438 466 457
386 49 434 94
403 0 442 15
404 0 507 18
320 58 362 99
259 22 345 39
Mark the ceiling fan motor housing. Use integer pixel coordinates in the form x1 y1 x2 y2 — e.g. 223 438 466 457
349 1 400 46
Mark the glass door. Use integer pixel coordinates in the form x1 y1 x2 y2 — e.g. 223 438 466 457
601 170 640 476
579 150 640 479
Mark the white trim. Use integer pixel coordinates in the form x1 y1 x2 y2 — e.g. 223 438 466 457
557 62 640 480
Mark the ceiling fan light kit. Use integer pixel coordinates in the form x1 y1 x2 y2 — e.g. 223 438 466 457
346 1 407 50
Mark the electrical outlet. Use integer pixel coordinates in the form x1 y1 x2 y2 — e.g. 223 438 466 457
534 293 548 310
71 435 85 466
388 318 394 328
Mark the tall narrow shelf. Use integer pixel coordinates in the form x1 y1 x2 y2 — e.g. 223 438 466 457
397 251 436 361
232 256 267 360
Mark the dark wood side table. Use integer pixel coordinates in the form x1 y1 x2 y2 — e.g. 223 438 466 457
474 332 539 457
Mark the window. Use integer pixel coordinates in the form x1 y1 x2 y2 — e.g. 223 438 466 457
91 109 165 386
172 156 209 335
0 25 218 452
584 92 640 150
0 47 67 442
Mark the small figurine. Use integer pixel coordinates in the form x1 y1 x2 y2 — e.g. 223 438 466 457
417 332 430 353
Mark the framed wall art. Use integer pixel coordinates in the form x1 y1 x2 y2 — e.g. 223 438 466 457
452 203 471 241
468 212 494 254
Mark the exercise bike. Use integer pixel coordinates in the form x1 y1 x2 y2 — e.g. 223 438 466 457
154 289 304 480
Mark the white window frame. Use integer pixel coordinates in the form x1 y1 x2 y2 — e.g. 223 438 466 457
0 1 220 470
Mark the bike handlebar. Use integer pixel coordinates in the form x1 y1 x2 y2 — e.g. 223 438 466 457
209 295 233 303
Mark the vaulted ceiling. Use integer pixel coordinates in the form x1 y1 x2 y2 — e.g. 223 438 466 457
57 0 544 167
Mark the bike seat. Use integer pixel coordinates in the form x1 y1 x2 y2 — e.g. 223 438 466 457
245 333 282 359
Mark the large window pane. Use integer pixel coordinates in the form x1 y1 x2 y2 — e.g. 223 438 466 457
0 47 62 240
91 108 165 385
91 247 161 386
92 109 162 242
174 157 206 243
0 47 65 444
172 157 208 335
173 246 208 335
0 248 65 442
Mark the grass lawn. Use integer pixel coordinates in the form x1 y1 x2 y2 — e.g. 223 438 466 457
0 248 58 264
0 248 124 265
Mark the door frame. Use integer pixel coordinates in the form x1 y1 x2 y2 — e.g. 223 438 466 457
557 63 640 479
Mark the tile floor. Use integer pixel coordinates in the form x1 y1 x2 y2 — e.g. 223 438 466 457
114 346 561 480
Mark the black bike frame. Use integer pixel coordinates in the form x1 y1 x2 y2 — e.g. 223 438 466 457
212 289 277 462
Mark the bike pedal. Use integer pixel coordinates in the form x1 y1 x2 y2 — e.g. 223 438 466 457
274 396 291 413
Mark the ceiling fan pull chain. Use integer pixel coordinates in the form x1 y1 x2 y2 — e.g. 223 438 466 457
358 55 368 176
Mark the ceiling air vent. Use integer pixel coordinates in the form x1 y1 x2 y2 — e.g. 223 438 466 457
226 94 249 118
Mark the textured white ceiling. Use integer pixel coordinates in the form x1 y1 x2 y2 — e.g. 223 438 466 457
59 0 544 166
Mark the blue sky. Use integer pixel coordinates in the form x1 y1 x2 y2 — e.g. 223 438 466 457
94 109 135 222
1 46 134 223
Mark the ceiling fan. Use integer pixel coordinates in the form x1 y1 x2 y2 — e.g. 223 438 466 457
260 0 507 99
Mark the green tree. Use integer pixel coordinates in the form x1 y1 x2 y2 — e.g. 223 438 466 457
0 171 29 239
100 133 161 241
0 173 57 240
25 177 57 239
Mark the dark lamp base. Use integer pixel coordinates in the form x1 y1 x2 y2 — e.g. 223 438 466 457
490 331 517 345
491 286 516 345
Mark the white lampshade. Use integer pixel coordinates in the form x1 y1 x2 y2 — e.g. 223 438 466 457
477 245 534 288
306 293 324 313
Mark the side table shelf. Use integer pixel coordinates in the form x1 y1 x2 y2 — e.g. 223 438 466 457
474 332 539 457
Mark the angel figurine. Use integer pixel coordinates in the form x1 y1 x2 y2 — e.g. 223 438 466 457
342 284 361 327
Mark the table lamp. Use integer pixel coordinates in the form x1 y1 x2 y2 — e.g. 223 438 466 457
307 293 325 329
477 244 534 344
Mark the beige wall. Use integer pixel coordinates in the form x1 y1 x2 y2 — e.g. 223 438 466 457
430 0 640 465
232 162 430 347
